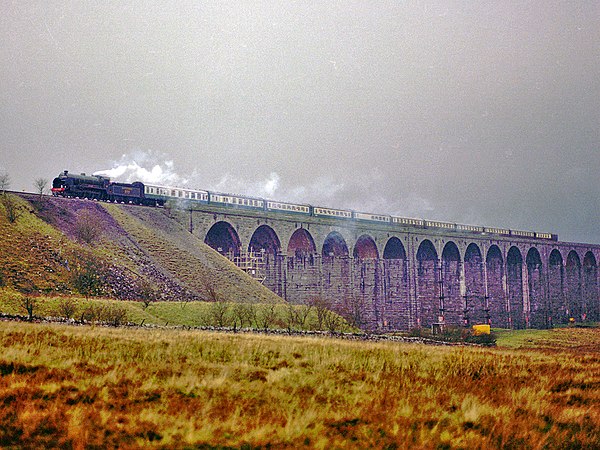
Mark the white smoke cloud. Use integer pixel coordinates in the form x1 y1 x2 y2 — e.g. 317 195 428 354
94 152 438 221
395 193 435 215
285 177 346 206
210 172 352 208
262 172 280 197
94 150 190 186
212 171 281 198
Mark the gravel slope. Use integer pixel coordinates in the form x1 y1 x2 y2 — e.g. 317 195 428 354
104 203 283 303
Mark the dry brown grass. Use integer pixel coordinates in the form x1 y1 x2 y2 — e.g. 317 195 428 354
0 322 598 448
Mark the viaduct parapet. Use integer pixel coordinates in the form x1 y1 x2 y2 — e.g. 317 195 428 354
169 204 599 332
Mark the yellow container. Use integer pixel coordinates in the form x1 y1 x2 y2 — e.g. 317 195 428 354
472 324 491 336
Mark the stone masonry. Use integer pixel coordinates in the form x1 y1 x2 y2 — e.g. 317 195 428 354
169 203 600 332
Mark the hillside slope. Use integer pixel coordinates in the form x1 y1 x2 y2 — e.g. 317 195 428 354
0 194 282 303
103 203 282 303
0 194 86 294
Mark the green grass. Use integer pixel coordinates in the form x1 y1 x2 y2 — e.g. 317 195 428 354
0 289 354 332
495 326 600 351
0 194 92 293
495 328 557 348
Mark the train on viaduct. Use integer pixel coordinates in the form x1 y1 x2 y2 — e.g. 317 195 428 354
50 170 600 332
170 201 600 332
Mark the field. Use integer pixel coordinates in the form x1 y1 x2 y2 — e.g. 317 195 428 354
0 291 353 333
1 322 598 448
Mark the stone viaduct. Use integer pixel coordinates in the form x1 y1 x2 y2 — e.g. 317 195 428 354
169 203 600 332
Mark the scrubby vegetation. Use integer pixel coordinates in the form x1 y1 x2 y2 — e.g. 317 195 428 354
408 325 498 346
0 194 148 298
0 322 598 448
0 289 354 332
0 193 286 305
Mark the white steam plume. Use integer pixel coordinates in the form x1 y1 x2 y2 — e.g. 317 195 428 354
94 152 439 222
212 172 281 198
94 150 190 186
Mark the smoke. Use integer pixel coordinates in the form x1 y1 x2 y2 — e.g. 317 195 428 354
93 150 191 186
212 172 281 199
96 151 289 198
95 151 442 222
262 172 280 197
285 177 346 205
211 172 359 211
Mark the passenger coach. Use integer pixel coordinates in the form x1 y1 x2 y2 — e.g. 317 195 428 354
51 169 558 242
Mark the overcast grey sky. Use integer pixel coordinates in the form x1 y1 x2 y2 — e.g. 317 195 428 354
1 1 599 243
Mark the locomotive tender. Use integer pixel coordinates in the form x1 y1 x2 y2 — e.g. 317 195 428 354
51 170 558 241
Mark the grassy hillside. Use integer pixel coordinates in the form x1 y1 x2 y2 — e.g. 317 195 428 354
495 326 600 351
0 321 598 448
0 194 283 305
0 194 94 294
0 193 183 299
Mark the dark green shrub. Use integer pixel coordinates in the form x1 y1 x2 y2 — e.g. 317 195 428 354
465 332 497 346
409 327 431 338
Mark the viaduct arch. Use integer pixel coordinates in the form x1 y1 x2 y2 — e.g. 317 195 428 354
178 206 600 331
486 245 505 327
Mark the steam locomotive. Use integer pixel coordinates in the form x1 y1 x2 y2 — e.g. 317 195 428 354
51 170 558 241
51 170 163 206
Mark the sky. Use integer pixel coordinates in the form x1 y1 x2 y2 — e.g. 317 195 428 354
1 1 599 244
